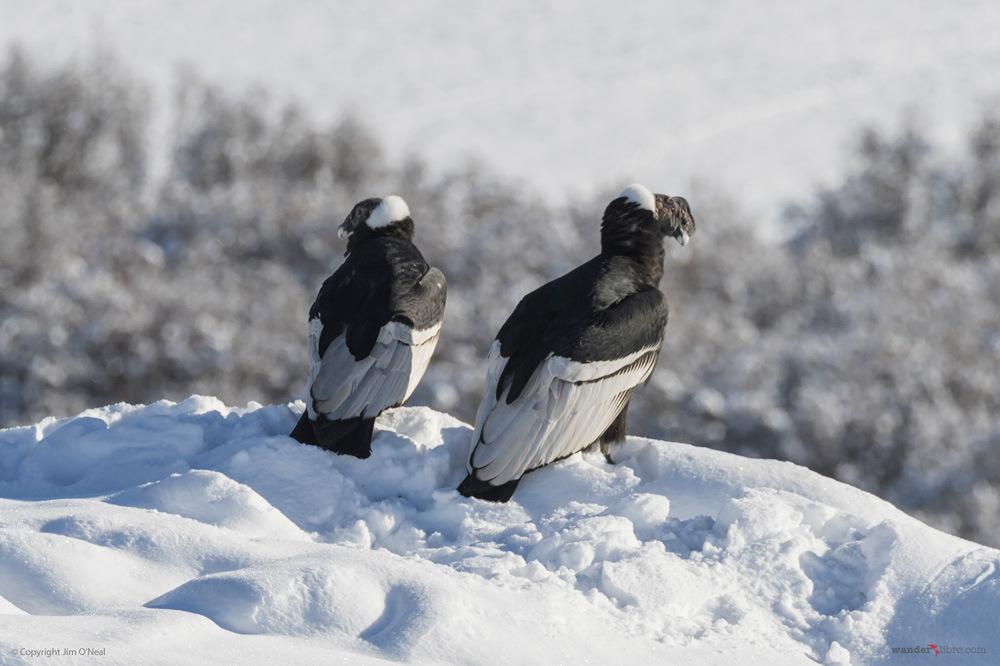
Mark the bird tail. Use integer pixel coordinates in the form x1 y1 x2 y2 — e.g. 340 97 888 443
290 413 375 459
290 412 320 447
598 402 630 464
457 473 520 503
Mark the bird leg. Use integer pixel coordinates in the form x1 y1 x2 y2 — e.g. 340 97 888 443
598 403 630 464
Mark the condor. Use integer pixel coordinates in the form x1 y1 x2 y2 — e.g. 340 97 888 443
290 195 447 458
458 184 694 502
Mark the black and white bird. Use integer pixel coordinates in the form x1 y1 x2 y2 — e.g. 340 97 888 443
457 184 695 502
289 195 447 458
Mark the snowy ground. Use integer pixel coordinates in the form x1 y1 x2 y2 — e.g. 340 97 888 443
1 398 997 665
3 1 1000 226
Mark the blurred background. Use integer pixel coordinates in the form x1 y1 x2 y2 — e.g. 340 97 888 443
1 1 999 546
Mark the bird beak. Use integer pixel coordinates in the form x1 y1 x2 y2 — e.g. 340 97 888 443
338 214 358 239
675 229 689 247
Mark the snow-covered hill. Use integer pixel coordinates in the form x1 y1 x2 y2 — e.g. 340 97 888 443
0 398 996 664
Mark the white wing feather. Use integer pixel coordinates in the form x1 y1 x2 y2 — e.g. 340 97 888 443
468 342 659 485
307 319 441 420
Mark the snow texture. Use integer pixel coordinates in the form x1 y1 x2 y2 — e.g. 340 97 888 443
1 398 997 664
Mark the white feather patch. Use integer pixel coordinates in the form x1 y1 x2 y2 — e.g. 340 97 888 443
404 329 440 400
546 345 659 383
306 318 436 421
384 320 442 346
467 343 660 485
619 184 655 211
305 318 325 420
366 195 411 229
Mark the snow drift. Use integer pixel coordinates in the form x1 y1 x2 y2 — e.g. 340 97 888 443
0 397 996 664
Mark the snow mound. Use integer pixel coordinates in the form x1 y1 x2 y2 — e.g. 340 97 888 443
1 397 997 664
107 469 310 541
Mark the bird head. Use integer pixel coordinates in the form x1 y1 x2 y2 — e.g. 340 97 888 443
654 193 696 247
337 195 413 239
337 195 414 255
604 184 696 249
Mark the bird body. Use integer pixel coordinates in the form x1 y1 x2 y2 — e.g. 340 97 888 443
458 184 694 502
290 196 446 458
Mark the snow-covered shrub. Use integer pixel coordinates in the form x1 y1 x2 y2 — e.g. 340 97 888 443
0 48 149 423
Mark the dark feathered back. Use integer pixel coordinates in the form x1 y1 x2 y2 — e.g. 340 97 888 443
346 217 415 256
600 197 666 287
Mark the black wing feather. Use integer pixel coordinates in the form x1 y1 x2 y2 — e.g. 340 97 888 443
311 237 442 361
495 256 668 404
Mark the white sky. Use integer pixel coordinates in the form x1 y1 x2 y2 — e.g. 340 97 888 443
3 0 999 226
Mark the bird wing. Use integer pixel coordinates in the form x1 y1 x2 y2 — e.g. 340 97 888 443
468 340 660 485
307 261 446 421
308 319 442 420
468 282 667 486
396 266 447 400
